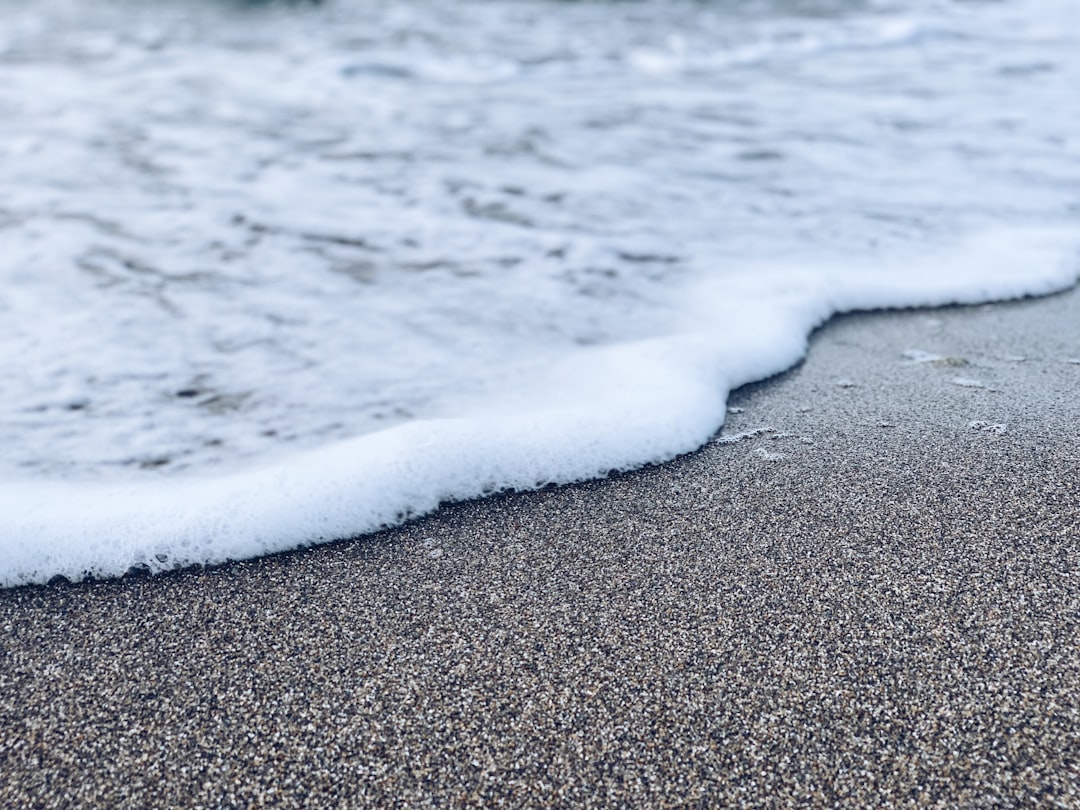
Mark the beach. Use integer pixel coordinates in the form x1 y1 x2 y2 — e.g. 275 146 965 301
2 286 1078 808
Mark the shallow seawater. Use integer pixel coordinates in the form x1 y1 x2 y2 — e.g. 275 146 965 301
0 0 1078 582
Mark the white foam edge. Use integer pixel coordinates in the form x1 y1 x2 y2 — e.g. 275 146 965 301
1 227 1076 586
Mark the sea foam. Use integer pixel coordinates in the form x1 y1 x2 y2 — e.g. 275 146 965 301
1 228 1075 586
2 0 1079 585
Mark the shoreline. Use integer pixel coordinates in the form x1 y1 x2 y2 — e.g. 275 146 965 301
2 286 1078 807
4 228 1078 590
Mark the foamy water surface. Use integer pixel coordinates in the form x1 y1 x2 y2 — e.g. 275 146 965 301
1 0 1078 584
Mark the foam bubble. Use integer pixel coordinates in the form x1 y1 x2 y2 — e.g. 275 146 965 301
1 228 1076 586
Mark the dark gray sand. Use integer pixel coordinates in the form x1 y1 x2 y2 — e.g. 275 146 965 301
2 288 1079 808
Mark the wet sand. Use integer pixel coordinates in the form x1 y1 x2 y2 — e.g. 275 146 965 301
2 287 1079 808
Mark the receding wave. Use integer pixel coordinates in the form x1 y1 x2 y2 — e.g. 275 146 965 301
1 0 1078 584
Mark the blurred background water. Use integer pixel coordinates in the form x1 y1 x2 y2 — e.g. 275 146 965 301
1 0 1078 479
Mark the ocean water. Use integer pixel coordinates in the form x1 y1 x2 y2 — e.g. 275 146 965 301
1 0 1078 585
